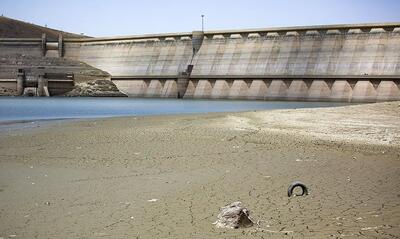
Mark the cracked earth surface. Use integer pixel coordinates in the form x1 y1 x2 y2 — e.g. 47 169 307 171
0 102 399 238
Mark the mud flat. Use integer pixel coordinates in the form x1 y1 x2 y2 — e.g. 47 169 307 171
0 102 399 238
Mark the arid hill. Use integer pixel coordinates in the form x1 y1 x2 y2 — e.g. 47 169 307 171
0 16 90 39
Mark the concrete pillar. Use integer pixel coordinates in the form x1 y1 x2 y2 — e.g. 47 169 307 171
161 80 178 98
58 34 63 57
266 80 288 100
308 80 332 101
247 80 268 100
330 80 352 102
193 80 212 98
287 80 309 100
352 80 377 102
182 80 196 98
41 33 47 57
376 81 400 101
43 80 50 97
37 74 45 96
16 69 25 95
228 80 249 99
145 80 163 97
211 80 230 99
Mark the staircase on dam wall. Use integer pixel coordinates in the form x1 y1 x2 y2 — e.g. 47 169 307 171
1 22 400 101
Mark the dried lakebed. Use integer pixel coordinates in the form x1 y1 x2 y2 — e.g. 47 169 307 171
0 102 399 238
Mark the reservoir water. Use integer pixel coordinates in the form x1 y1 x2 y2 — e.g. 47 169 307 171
0 97 351 123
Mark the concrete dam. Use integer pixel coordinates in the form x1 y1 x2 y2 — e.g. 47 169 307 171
1 22 400 101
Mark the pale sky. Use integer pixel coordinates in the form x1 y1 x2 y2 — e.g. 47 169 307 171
1 0 400 37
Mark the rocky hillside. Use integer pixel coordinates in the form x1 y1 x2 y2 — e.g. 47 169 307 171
0 16 89 39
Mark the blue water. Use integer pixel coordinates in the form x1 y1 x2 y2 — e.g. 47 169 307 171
0 97 351 123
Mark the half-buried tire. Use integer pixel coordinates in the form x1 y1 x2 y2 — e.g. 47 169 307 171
287 181 308 197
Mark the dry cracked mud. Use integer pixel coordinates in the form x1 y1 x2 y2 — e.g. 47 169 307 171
0 102 399 238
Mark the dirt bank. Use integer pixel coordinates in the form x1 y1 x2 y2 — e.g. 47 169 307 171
0 102 399 238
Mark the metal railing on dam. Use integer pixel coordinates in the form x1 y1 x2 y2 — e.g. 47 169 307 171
0 22 399 101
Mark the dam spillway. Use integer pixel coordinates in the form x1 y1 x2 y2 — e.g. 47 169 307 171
1 23 400 101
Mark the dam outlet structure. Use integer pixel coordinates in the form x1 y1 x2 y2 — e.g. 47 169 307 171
0 23 399 102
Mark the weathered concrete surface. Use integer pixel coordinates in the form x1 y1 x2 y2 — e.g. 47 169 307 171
63 36 193 77
191 29 400 77
228 80 248 99
377 81 400 101
211 80 230 99
161 80 178 98
247 80 268 100
308 80 331 101
112 80 147 97
265 80 288 100
184 24 400 101
192 80 212 99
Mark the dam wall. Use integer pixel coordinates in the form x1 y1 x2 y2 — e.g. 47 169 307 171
1 23 399 101
62 33 194 77
191 28 400 77
184 23 400 102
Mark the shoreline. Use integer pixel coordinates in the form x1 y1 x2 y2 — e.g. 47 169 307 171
2 101 396 153
0 101 399 238
0 98 355 132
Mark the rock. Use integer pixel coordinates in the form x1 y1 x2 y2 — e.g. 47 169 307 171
0 87 17 96
63 80 127 97
213 201 254 229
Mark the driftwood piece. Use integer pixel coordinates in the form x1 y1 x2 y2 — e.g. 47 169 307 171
213 201 254 229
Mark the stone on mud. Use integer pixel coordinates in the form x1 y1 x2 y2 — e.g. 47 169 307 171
213 201 254 229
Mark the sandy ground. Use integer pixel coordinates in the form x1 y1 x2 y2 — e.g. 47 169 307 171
0 102 399 238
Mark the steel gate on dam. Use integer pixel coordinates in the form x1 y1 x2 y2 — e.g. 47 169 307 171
2 22 400 102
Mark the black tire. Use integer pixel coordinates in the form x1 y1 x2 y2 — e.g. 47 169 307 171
287 181 308 197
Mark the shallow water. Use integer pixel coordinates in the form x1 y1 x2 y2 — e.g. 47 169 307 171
0 97 351 123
